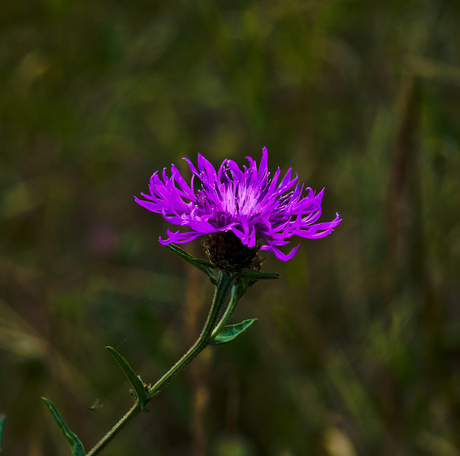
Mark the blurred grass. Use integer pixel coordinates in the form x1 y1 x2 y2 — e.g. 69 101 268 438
1 0 460 455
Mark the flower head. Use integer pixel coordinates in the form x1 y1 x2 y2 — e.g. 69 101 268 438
135 147 341 265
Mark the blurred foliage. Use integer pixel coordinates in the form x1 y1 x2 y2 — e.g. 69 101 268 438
1 0 460 455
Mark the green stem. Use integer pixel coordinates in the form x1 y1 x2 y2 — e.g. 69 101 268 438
86 402 140 456
210 283 240 340
149 270 235 397
86 270 236 456
0 414 6 454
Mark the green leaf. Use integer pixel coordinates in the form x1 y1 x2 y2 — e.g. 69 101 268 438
0 414 6 452
237 271 280 280
42 398 85 456
106 346 149 410
210 319 258 345
167 244 217 284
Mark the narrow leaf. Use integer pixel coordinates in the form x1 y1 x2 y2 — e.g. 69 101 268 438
167 243 214 266
210 319 258 345
42 398 85 456
106 346 148 409
167 244 217 284
237 271 280 280
0 414 6 452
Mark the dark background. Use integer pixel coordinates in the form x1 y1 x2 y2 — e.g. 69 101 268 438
1 0 460 455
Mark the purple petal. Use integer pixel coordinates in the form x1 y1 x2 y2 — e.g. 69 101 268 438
261 243 301 261
258 147 268 182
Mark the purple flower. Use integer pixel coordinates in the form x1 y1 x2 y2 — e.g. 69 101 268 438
135 147 341 262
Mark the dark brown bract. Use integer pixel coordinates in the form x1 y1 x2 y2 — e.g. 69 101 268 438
202 231 262 273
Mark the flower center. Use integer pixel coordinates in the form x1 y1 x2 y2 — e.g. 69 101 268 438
196 174 270 227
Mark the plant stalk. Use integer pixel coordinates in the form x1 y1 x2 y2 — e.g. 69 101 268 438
86 402 140 456
86 270 236 456
149 270 235 396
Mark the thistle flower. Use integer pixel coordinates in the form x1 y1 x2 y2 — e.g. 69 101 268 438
135 148 341 266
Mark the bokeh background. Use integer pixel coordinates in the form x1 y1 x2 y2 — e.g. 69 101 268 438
1 0 460 455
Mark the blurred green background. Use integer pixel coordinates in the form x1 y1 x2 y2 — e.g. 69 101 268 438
1 0 460 455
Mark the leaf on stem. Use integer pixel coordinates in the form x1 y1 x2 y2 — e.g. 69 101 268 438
0 414 6 453
167 244 217 284
210 319 258 345
41 398 85 456
237 271 280 280
106 347 150 411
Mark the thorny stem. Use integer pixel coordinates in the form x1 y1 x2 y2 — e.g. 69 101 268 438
85 270 236 456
